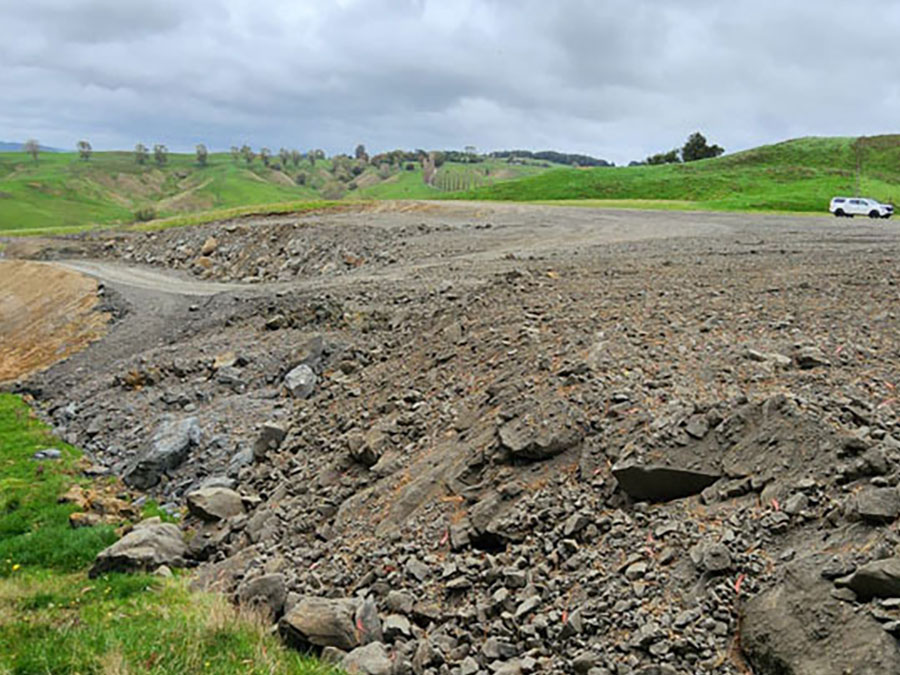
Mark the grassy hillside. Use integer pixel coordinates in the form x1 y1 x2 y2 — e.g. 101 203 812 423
0 150 548 234
457 136 900 213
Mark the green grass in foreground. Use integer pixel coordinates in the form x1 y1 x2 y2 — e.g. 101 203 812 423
0 394 334 674
456 135 900 213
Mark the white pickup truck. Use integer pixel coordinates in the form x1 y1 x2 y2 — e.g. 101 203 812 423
829 196 893 218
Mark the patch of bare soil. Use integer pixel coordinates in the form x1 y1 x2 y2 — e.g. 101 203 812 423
0 260 109 382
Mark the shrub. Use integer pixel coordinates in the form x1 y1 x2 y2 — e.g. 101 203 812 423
320 182 346 200
133 206 157 222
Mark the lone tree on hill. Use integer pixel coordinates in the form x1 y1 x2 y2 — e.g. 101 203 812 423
24 139 40 162
153 144 168 166
77 140 92 161
260 147 271 167
196 143 208 166
290 149 301 167
279 148 290 166
230 146 240 162
355 144 368 163
240 144 254 165
135 143 149 165
681 132 724 162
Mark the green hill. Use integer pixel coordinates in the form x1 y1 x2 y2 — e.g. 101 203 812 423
456 136 900 213
0 150 548 235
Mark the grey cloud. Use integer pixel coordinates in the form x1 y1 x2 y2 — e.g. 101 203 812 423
2 0 900 164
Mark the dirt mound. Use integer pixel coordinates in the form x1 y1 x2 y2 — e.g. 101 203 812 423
0 260 109 383
15 207 900 673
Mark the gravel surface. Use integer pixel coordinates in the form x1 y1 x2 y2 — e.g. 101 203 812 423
11 202 900 674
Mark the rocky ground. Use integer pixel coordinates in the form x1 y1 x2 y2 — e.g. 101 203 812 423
7 202 900 674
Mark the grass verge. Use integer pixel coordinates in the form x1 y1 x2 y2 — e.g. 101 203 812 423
0 393 334 674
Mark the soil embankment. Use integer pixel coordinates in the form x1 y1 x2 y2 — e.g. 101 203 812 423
0 260 109 382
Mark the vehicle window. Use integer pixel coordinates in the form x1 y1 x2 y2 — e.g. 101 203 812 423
834 198 844 203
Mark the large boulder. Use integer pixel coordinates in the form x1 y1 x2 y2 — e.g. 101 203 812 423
838 558 900 600
742 558 900 674
279 596 381 651
186 487 245 522
89 520 187 578
612 462 721 502
124 417 201 489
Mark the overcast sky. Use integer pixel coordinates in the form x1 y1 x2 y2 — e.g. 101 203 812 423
2 0 899 164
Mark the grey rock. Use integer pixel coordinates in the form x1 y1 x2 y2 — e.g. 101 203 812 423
612 462 722 502
839 558 900 600
186 487 245 522
32 448 62 460
124 417 201 489
563 513 589 537
742 558 900 674
685 414 709 439
253 422 287 458
482 637 516 660
383 614 412 642
497 402 584 461
355 597 383 644
341 642 392 675
280 596 361 651
514 595 541 619
386 590 414 615
855 488 900 523
348 429 389 468
284 364 317 399
197 475 236 491
236 573 286 619
560 608 583 638
795 346 830 369
702 543 732 573
572 651 599 674
89 520 186 577
783 493 809 516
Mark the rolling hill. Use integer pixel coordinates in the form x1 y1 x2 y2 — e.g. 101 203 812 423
457 135 900 213
0 151 549 234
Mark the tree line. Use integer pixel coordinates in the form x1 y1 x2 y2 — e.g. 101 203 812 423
488 150 612 167
641 132 724 165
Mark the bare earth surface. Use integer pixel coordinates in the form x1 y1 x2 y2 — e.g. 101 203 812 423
0 260 109 382
6 201 900 674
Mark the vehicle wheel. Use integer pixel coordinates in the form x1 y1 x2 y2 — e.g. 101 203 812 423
869 210 880 218
835 209 845 217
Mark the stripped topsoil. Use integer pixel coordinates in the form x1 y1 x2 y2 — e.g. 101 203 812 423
6 202 900 674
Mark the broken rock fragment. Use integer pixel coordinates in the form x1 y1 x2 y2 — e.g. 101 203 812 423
186 486 245 522
89 519 187 578
838 558 900 600
279 596 380 651
284 364 317 399
124 416 201 489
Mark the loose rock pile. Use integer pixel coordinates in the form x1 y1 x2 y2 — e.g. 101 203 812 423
20 211 900 674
